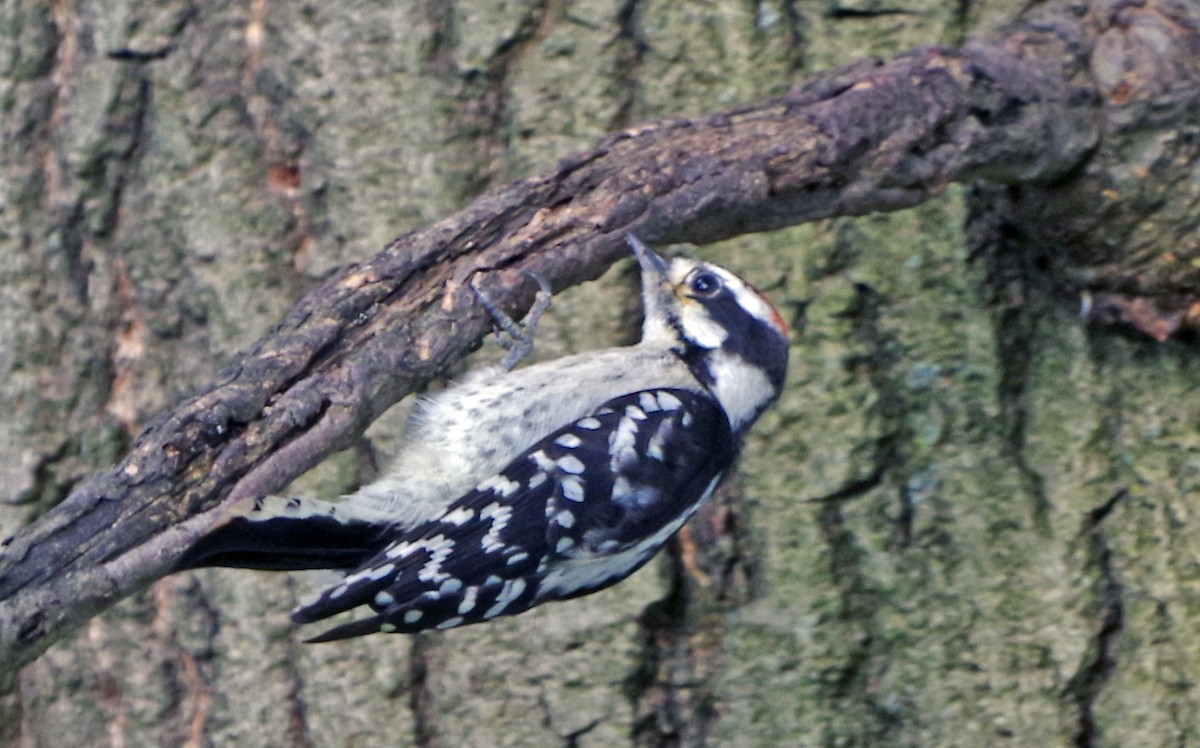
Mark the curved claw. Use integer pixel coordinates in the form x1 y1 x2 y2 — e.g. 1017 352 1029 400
469 271 554 371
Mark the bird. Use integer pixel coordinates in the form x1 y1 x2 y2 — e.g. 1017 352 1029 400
178 235 790 641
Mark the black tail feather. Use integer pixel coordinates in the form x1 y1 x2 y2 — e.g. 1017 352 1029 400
176 515 390 572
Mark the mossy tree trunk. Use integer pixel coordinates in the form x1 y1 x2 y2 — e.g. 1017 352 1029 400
3 1 1200 746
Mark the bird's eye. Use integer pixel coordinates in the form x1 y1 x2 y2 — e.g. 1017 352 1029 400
689 271 721 297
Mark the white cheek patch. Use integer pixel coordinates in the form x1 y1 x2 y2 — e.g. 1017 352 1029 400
679 303 728 349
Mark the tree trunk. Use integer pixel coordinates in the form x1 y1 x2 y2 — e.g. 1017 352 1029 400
2 0 1199 746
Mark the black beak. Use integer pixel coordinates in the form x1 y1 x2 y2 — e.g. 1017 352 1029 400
627 234 669 280
626 234 677 342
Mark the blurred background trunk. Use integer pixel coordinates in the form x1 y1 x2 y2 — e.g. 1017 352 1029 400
3 0 1199 746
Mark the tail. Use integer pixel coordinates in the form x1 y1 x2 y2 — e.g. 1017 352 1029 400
175 495 395 572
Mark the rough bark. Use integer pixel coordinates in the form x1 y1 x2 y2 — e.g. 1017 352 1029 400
2 0 1199 745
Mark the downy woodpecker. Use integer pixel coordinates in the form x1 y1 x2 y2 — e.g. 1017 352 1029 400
180 235 789 641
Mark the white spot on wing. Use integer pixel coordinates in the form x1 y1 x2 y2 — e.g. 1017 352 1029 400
480 502 513 552
560 476 585 502
477 474 520 498
639 392 660 413
646 419 674 462
613 477 661 509
441 506 476 526
656 391 683 411
371 535 454 584
416 535 455 583
613 476 633 502
555 433 582 448
529 450 555 471
556 454 585 475
367 562 396 581
506 577 527 602
385 540 415 560
404 609 423 624
458 585 479 614
483 577 527 619
610 416 639 466
576 417 601 430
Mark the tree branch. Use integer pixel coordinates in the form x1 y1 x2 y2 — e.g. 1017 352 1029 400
0 22 1106 686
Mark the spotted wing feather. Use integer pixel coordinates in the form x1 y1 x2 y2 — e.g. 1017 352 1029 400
293 388 735 641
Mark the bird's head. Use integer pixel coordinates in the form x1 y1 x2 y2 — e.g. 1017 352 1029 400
629 234 790 434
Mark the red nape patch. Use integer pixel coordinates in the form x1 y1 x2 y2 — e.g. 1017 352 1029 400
754 284 789 338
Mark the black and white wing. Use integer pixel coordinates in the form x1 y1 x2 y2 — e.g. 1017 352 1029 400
292 388 736 641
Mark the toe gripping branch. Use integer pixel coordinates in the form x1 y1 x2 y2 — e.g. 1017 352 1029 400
470 271 554 371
